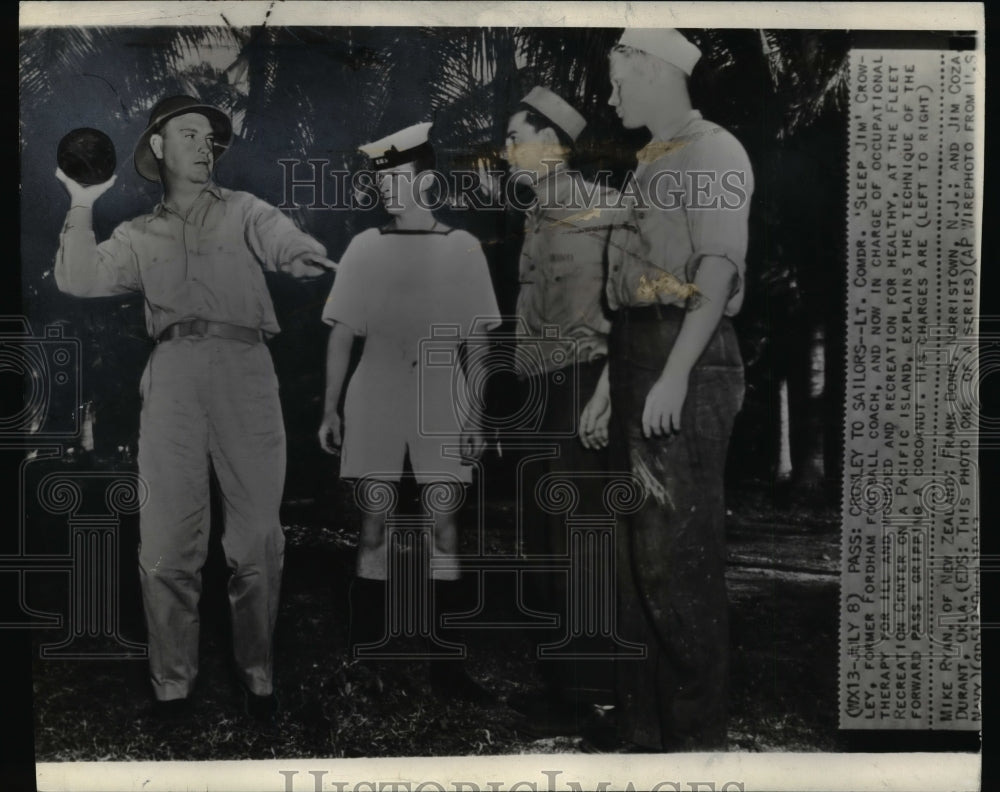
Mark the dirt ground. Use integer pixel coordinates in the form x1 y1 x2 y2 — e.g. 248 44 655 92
29 464 841 760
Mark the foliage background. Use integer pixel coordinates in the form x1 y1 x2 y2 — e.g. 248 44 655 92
16 21 863 763
19 24 850 503
12 19 989 768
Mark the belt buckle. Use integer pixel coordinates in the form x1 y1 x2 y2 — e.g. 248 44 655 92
189 319 209 338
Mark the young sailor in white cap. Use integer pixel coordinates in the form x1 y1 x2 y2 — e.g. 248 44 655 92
502 86 620 736
584 30 755 752
318 122 500 703
616 28 703 76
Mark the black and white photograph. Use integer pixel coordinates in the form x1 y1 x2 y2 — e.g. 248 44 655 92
7 2 986 791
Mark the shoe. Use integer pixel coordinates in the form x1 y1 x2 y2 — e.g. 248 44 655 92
506 687 559 717
349 577 387 657
365 660 419 698
428 578 497 705
243 689 279 724
579 737 650 754
579 722 651 754
150 697 192 724
429 663 497 705
515 711 585 739
513 700 601 739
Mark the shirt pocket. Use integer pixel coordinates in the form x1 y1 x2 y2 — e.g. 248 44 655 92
548 252 607 312
544 254 586 284
518 251 539 284
134 230 184 298
205 236 270 324
205 235 257 276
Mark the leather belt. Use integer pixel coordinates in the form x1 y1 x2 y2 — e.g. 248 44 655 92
615 304 734 329
158 319 262 345
617 304 686 322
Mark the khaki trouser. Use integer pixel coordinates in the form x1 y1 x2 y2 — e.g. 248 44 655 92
137 336 286 701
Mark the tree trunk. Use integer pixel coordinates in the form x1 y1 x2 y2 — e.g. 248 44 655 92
793 323 826 490
777 377 793 481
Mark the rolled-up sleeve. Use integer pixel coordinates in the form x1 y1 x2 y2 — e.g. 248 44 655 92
321 233 368 334
243 195 327 274
54 208 140 297
453 232 501 338
681 132 754 301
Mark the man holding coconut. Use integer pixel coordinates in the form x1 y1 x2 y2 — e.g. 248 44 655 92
54 94 335 723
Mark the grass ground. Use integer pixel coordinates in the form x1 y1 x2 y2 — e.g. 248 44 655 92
30 468 841 760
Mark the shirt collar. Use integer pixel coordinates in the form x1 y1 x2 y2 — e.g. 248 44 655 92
656 109 702 143
203 182 225 201
530 168 580 214
637 110 703 165
149 182 226 219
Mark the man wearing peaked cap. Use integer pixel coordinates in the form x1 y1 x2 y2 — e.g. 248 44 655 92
503 87 625 737
505 86 585 183
521 86 587 143
585 30 754 753
320 121 500 704
54 93 336 724
358 121 436 171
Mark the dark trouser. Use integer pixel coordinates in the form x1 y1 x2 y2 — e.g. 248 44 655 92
520 358 614 704
608 307 744 750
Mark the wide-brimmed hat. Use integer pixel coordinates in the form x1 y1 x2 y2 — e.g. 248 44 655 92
133 95 232 182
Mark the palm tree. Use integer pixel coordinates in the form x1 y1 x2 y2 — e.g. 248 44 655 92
19 25 249 453
21 24 851 498
406 26 851 498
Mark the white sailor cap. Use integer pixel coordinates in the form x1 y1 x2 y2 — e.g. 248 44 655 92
358 121 434 170
520 86 587 142
616 28 702 76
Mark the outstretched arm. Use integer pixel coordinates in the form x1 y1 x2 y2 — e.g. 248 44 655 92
245 197 337 278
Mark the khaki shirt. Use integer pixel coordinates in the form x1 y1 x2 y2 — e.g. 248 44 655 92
515 171 616 378
606 110 754 315
55 183 327 338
